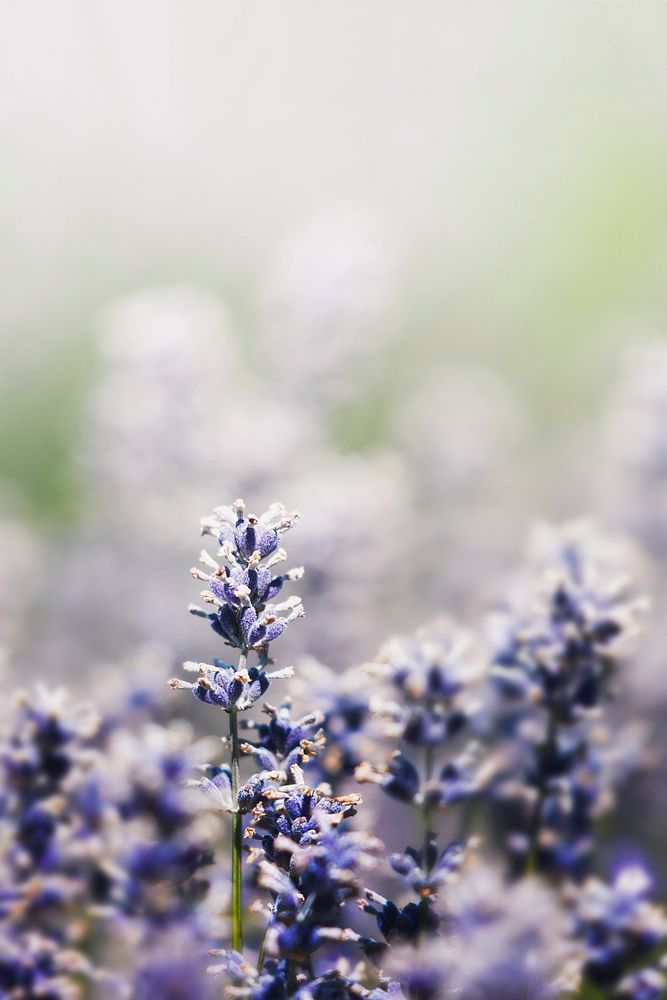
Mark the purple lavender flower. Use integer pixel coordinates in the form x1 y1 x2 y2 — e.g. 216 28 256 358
356 623 487 956
170 501 304 711
489 521 647 878
571 866 667 992
491 521 645 719
377 866 580 1000
616 967 667 1000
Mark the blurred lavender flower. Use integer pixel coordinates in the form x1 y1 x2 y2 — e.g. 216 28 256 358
597 337 667 555
357 620 491 809
291 659 375 785
616 967 667 1000
27 285 316 677
279 453 413 668
99 718 224 934
392 363 526 610
489 520 647 877
258 205 396 413
372 865 580 1000
0 686 112 996
356 622 488 954
570 866 667 994
130 927 216 1000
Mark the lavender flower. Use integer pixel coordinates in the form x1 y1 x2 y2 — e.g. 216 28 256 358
489 521 647 877
616 967 667 1000
356 622 487 953
0 687 112 996
170 501 304 710
570 866 667 993
356 621 491 809
170 501 307 954
389 865 581 1000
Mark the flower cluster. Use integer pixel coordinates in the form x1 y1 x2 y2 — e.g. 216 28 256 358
377 867 580 1000
356 621 488 807
2 493 667 1000
570 866 667 998
0 687 113 997
170 501 389 998
489 521 647 878
354 623 488 965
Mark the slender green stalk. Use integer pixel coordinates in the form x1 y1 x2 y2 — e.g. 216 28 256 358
421 745 435 875
229 650 246 952
256 931 267 973
526 708 557 877
417 745 435 938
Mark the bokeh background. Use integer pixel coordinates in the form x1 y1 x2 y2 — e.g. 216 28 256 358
5 2 667 520
3 2 667 830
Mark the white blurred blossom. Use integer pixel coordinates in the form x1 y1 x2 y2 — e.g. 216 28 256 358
258 204 396 412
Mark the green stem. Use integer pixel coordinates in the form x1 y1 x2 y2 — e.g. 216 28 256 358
526 708 557 877
229 653 245 952
256 933 266 973
417 745 435 938
421 745 435 874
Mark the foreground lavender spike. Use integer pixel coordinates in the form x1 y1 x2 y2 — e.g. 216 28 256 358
170 500 304 953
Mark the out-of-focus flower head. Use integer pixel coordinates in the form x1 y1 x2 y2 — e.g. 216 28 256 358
391 363 525 610
570 866 667 993
98 718 226 936
279 452 413 668
291 658 376 784
361 839 476 947
356 621 492 810
0 685 119 997
0 931 103 1000
488 520 648 879
85 284 241 528
615 966 666 1000
129 926 216 1000
258 204 396 413
365 620 483 748
373 864 579 1000
598 337 667 554
491 520 646 720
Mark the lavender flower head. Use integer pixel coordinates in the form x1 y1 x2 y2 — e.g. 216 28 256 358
357 620 490 809
570 865 667 993
170 500 304 709
491 520 647 719
373 865 580 1000
489 520 648 877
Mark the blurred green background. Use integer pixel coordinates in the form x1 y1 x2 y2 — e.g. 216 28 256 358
3 2 667 524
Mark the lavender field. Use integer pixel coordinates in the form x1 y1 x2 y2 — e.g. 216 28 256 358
3 5 667 998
